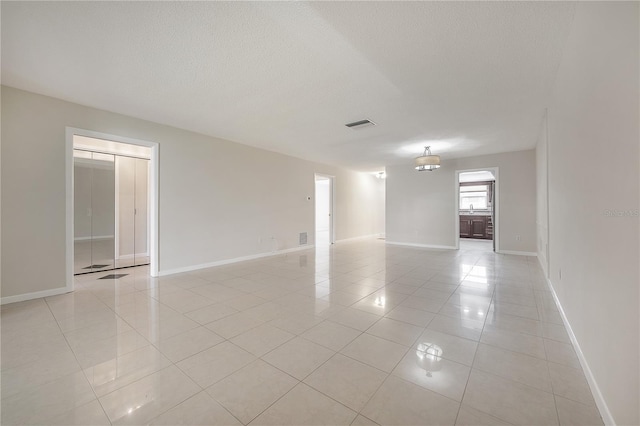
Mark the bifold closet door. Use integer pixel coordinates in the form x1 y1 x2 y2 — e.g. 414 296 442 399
116 156 136 268
133 158 149 266
73 150 115 274
115 156 150 268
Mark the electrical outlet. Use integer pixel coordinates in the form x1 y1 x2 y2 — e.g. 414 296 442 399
516 235 521 241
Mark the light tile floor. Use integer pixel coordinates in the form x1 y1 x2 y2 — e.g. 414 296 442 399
1 239 604 425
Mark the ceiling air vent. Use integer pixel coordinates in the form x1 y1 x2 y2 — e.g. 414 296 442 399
345 119 376 129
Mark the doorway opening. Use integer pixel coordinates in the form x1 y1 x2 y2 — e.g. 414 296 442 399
455 168 499 252
66 128 159 290
314 174 334 246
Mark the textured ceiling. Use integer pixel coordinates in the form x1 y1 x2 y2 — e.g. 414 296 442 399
1 1 576 171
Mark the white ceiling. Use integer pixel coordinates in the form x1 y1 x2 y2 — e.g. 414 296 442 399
1 1 576 172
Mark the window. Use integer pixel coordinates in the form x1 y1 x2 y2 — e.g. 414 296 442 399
460 184 488 210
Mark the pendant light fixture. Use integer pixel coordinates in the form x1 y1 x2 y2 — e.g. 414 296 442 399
415 146 440 171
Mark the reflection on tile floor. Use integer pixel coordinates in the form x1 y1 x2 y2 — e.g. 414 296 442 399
99 274 129 280
1 239 604 425
83 264 111 270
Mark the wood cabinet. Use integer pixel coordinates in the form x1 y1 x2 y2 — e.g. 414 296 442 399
460 215 493 240
460 217 472 238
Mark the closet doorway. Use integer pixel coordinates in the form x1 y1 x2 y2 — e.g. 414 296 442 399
72 135 152 275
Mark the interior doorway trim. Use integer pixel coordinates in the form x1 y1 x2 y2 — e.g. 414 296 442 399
314 173 335 245
454 167 500 252
66 127 160 293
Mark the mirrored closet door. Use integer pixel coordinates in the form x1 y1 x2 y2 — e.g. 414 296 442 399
74 149 149 275
73 150 116 274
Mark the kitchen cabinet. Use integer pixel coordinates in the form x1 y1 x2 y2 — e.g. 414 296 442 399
460 217 472 238
459 215 492 240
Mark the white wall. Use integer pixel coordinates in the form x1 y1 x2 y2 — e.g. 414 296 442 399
539 3 639 424
334 171 385 242
1 86 385 299
386 150 536 253
535 118 549 276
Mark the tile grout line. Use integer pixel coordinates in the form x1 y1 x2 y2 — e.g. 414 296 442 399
452 266 482 424
43 295 114 426
6 240 593 425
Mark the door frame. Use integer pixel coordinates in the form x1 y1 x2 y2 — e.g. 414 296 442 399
454 167 499 252
66 127 160 292
314 173 335 245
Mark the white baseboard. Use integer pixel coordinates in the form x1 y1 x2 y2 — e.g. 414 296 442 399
158 245 315 277
118 252 149 260
1 286 72 305
74 235 114 241
538 258 615 426
335 234 379 243
385 241 457 250
497 249 537 256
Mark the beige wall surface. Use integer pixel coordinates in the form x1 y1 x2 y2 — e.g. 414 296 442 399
1 86 384 299
386 150 536 253
540 3 639 424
